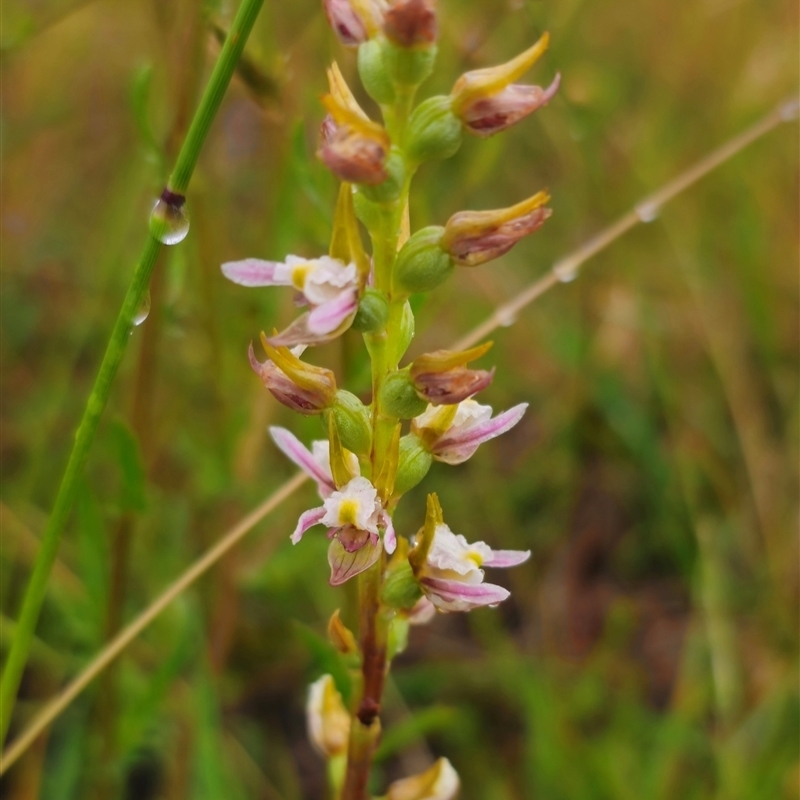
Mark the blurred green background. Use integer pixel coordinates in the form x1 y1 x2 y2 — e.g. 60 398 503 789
1 0 798 798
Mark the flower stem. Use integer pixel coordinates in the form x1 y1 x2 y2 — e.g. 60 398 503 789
0 0 265 747
342 559 387 800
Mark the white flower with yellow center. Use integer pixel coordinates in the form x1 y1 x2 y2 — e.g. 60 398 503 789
413 398 528 465
410 495 530 613
221 254 359 345
321 476 381 534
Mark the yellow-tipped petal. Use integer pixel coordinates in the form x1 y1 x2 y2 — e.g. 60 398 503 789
327 61 369 120
451 32 550 111
321 93 391 147
351 0 384 37
260 333 338 397
442 190 550 247
328 609 360 656
330 183 371 277
328 414 357 488
387 758 460 800
409 493 444 572
411 341 493 376
307 675 350 758
374 423 401 502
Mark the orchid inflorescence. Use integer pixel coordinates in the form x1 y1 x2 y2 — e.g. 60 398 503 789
222 1 558 796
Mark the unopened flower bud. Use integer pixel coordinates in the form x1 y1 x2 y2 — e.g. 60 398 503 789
326 389 372 456
328 609 360 655
441 190 551 266
387 758 460 800
395 433 433 495
394 226 453 293
382 558 423 609
323 0 368 46
451 33 558 137
318 93 391 186
380 369 429 419
352 287 390 332
318 121 390 185
384 0 437 47
307 675 350 758
405 95 463 164
358 39 396 104
410 341 494 404
460 74 560 138
250 335 337 414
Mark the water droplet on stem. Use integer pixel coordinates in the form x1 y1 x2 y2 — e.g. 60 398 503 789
635 200 660 223
133 290 151 326
553 258 579 283
780 97 799 122
149 189 190 245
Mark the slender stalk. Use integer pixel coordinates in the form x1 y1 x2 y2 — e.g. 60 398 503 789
0 235 160 746
341 184 407 798
1 97 793 774
0 473 307 776
0 0 266 747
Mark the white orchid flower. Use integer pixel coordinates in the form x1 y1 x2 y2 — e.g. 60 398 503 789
222 254 359 346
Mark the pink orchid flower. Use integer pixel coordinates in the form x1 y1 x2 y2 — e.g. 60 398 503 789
412 398 528 465
221 255 359 346
270 427 396 585
416 522 530 612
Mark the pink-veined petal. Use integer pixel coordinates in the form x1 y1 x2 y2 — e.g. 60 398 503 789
328 536 381 586
421 576 510 612
221 258 284 287
482 548 531 568
267 312 347 347
291 506 327 544
270 427 335 496
307 290 359 335
381 511 397 554
407 596 437 625
434 402 528 465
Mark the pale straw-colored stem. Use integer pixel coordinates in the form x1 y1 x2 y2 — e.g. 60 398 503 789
0 473 306 775
2 95 795 775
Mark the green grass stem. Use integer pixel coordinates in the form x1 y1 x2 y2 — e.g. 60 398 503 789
0 0 265 746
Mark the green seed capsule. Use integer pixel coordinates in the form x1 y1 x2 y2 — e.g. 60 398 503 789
358 39 395 105
326 390 372 456
406 95 463 164
394 433 433 496
394 226 454 294
382 560 423 610
384 41 437 88
352 288 390 333
380 370 429 420
358 147 407 204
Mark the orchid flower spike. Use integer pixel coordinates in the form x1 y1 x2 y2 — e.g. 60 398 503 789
451 32 560 138
386 757 460 800
409 494 530 612
412 398 528 465
221 254 359 346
